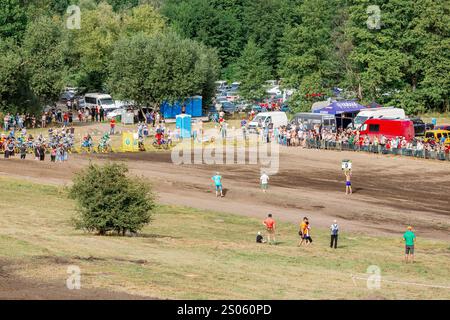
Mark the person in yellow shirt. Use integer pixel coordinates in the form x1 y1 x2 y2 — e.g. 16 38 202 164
298 217 308 246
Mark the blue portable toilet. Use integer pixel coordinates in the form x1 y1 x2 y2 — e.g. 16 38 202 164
161 96 203 119
176 114 192 139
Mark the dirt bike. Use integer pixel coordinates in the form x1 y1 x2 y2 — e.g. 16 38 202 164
152 138 170 150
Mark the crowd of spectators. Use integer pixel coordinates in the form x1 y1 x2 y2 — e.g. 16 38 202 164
273 124 450 160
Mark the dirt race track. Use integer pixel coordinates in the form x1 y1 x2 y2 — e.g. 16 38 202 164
1 146 449 241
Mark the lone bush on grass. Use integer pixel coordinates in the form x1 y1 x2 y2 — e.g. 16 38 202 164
70 163 155 236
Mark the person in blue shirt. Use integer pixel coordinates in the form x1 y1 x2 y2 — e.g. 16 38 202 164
211 172 224 198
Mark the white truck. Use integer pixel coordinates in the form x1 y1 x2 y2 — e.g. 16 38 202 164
84 93 116 111
351 107 406 129
248 111 288 133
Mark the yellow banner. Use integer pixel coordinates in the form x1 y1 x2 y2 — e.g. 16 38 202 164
122 132 139 152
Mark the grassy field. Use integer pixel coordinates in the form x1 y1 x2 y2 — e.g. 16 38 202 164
0 176 449 299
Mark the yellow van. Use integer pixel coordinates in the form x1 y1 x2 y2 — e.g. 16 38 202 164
424 130 450 145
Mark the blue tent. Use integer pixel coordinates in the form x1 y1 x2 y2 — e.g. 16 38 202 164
313 100 366 115
160 96 202 119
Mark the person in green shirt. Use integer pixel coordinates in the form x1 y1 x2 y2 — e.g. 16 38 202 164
403 226 416 263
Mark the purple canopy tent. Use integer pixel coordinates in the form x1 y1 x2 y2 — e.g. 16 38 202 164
314 100 366 128
313 100 366 115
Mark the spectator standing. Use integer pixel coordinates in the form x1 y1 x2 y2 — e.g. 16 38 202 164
41 113 46 128
100 107 105 122
263 214 276 244
403 226 416 263
260 171 269 193
330 220 339 249
110 118 116 135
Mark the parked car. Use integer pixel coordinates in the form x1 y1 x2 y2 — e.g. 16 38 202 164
106 108 127 120
60 90 76 103
423 130 450 145
250 105 263 113
280 104 291 113
221 101 236 115
235 101 251 112
75 97 86 110
410 118 428 136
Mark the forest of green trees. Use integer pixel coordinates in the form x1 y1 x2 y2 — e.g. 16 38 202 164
0 0 449 114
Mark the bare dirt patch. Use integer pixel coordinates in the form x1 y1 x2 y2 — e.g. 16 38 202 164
0 259 153 300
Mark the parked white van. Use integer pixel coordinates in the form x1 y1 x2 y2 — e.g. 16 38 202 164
84 93 116 110
248 111 288 132
351 107 406 129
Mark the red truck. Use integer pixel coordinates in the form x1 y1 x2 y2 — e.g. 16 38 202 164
359 119 415 141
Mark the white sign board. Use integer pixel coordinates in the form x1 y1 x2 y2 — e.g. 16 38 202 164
122 112 134 125
342 160 352 170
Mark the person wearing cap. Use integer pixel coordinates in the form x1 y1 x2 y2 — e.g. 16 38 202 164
403 226 416 263
330 220 339 249
211 172 224 198
263 214 276 244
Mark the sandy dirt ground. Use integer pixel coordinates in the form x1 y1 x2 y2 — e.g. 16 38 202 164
0 146 448 241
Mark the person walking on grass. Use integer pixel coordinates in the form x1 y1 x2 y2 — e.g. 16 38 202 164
263 214 276 244
403 226 416 263
260 171 269 193
211 172 224 198
330 220 339 249
303 221 312 245
298 217 308 246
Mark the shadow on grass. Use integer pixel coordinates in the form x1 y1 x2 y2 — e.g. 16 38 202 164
137 233 182 240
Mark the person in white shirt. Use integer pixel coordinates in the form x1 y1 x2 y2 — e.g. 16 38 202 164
260 172 270 193
330 220 339 249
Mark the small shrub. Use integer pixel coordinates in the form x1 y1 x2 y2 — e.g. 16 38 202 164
70 163 155 236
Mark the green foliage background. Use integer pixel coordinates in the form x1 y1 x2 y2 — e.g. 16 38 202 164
0 0 448 114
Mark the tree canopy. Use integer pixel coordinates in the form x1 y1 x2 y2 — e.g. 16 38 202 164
108 32 219 107
0 0 448 114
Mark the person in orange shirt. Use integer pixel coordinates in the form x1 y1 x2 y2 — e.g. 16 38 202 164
110 118 116 135
298 217 308 246
263 213 276 244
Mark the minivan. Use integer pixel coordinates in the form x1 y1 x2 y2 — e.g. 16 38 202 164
424 130 450 145
248 112 288 132
84 93 115 110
